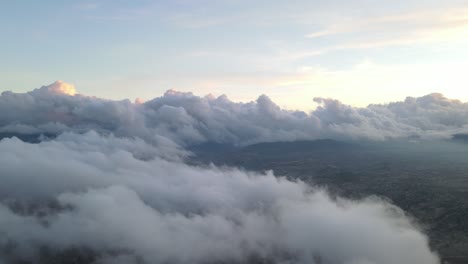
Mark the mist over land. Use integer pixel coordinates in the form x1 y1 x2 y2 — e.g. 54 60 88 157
1 81 468 263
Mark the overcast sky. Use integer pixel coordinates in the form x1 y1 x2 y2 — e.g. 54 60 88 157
2 0 468 109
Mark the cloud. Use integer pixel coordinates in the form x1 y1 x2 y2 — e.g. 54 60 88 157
1 82 468 147
304 8 468 50
0 134 439 264
40 80 77 96
0 82 451 263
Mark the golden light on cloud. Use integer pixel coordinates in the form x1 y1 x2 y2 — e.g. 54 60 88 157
134 97 145 104
47 80 77 96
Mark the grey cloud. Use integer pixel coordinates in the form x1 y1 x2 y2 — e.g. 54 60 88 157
313 93 468 140
1 82 468 147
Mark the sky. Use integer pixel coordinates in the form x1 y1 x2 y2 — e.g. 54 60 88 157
1 0 468 110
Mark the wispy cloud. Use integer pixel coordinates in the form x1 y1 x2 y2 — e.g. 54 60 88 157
305 8 468 50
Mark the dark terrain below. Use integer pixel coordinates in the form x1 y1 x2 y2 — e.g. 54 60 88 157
190 139 468 264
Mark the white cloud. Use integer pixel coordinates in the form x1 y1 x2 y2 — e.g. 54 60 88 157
0 134 439 264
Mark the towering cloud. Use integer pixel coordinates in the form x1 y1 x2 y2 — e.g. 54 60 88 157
41 80 77 96
1 82 468 147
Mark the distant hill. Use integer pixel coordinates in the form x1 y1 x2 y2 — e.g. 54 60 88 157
452 133 468 143
242 139 356 153
0 132 56 143
189 139 359 166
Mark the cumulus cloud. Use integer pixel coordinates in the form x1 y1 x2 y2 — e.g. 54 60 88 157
1 82 468 147
40 80 77 96
0 134 439 264
1 81 465 262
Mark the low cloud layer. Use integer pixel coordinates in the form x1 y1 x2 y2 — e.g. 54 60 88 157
0 81 451 263
1 81 468 147
0 133 439 264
